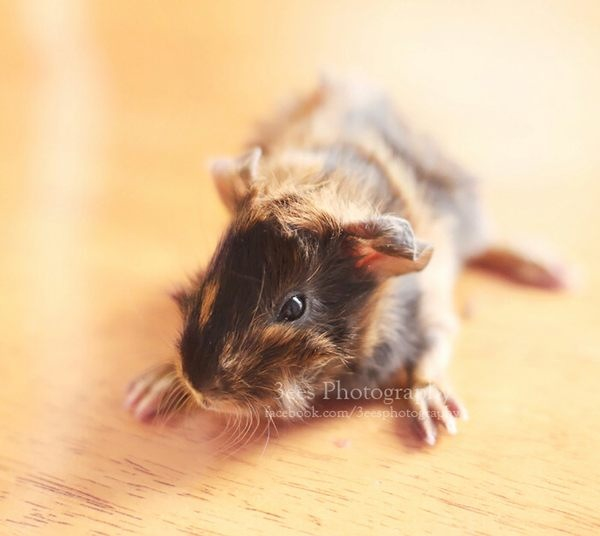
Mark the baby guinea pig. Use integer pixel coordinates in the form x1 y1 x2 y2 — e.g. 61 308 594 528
125 79 567 445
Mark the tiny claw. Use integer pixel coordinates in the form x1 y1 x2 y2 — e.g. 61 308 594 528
422 422 437 446
123 379 149 410
133 395 159 422
424 431 437 446
124 363 181 422
445 395 469 421
442 414 457 435
408 383 466 444
413 417 436 445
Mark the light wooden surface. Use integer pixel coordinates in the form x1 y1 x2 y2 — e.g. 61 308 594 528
2 1 599 534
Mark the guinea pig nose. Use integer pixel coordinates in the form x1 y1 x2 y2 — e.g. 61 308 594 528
194 389 205 404
183 383 205 406
187 367 215 391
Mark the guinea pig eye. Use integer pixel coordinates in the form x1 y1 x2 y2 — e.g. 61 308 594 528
278 294 306 322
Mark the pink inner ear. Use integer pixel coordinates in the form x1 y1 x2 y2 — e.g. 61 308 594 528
355 249 383 270
353 242 423 278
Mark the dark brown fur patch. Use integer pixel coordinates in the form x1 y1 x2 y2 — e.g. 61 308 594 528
178 201 378 405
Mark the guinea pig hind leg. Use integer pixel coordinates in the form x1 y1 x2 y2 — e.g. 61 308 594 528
124 363 189 422
468 240 571 290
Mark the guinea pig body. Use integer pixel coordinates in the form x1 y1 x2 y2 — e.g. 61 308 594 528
125 80 567 445
244 80 486 392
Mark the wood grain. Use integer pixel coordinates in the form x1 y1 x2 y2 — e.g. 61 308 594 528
1 1 599 534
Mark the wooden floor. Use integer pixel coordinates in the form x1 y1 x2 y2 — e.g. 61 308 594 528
2 1 599 534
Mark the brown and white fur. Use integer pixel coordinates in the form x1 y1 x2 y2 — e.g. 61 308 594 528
124 79 567 445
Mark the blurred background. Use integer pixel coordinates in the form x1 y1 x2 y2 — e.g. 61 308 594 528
2 1 599 534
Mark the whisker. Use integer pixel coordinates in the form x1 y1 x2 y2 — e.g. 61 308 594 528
157 385 189 425
260 414 271 457
230 404 255 454
268 410 279 438
208 412 234 447
155 382 181 419
220 404 247 455
227 400 259 458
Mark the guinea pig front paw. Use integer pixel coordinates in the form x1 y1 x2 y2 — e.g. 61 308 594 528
407 383 468 446
124 363 186 422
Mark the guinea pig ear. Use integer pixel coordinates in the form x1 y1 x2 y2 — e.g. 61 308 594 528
344 215 433 277
210 147 262 212
170 287 191 314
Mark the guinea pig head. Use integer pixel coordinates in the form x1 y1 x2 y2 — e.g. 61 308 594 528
174 155 432 415
174 205 433 415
